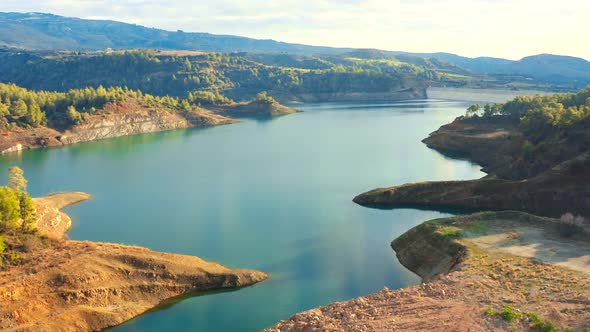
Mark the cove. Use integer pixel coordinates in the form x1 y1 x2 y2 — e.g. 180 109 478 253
0 99 484 331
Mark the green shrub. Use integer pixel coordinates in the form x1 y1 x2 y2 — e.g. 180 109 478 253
557 213 586 238
440 227 462 239
522 141 536 160
255 91 276 104
0 186 20 230
501 305 521 322
527 312 555 332
0 234 6 254
9 252 19 263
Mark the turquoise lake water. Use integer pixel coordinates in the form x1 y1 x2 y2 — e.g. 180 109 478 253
0 99 483 331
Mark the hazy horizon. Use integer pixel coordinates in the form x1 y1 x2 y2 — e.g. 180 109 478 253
0 0 589 61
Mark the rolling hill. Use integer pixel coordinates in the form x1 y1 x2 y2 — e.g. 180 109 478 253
1 12 589 89
0 12 347 54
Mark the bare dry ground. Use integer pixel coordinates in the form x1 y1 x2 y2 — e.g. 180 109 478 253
32 192 92 240
467 223 590 275
34 192 93 211
267 212 590 331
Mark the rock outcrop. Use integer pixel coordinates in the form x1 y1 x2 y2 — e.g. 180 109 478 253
0 99 236 155
214 100 299 118
421 118 525 179
354 116 590 218
59 107 233 145
353 154 590 217
0 126 64 154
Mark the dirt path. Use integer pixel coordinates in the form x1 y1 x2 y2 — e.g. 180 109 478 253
468 225 590 274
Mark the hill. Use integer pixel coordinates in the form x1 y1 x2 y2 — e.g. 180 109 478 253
396 52 590 89
1 12 588 91
0 12 346 54
0 49 464 102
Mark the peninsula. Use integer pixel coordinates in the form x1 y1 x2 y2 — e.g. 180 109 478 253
0 171 268 331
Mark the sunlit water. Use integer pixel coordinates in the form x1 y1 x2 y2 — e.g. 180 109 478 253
0 99 483 331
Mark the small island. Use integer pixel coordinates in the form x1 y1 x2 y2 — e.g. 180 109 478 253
0 167 268 331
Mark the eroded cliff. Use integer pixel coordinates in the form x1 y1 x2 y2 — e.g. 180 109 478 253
0 99 236 154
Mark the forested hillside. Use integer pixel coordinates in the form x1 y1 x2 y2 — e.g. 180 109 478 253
467 87 590 135
0 49 465 102
2 12 589 90
396 52 590 90
464 87 590 175
0 83 221 130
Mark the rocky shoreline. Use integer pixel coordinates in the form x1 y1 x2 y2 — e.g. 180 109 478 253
268 211 590 331
354 117 590 217
0 193 268 331
0 99 298 155
268 114 590 331
273 87 427 103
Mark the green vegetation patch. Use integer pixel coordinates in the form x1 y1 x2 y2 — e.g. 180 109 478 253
527 312 556 332
0 49 475 108
484 307 556 331
464 87 590 142
439 226 463 239
0 83 206 130
0 167 42 269
500 305 522 322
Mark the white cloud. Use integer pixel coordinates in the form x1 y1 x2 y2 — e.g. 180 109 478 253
0 0 588 60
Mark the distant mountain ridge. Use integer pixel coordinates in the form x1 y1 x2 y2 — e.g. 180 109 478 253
1 12 589 88
0 12 349 54
394 51 590 86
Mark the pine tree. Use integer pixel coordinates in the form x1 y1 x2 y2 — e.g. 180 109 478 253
8 167 27 192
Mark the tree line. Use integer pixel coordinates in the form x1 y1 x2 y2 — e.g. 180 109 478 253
466 87 590 136
0 83 233 130
0 50 446 102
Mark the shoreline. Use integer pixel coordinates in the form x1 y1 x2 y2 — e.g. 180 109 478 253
268 103 590 330
0 100 299 156
426 87 552 103
0 111 235 156
0 88 547 156
268 211 590 331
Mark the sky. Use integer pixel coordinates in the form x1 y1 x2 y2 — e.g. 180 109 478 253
0 0 588 60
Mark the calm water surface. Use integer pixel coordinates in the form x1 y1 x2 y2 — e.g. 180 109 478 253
0 100 483 331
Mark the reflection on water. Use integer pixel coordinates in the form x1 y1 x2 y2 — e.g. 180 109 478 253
0 100 483 331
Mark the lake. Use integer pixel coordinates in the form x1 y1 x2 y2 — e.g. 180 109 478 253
0 99 483 331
